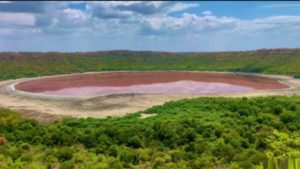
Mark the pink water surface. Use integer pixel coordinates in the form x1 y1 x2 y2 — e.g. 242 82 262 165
39 80 255 97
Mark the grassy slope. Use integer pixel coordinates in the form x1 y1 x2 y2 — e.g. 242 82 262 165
1 49 300 80
1 97 300 168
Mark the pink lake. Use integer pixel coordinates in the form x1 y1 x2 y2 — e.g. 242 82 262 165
39 80 255 96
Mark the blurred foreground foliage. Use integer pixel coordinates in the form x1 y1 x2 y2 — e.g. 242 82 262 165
1 96 300 168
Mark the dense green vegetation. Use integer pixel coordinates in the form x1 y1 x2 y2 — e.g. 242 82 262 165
1 96 300 169
1 48 300 168
1 49 300 80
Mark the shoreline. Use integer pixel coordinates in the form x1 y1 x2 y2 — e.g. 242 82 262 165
0 71 300 122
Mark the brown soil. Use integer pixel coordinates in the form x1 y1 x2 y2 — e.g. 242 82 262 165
15 71 288 93
19 109 68 123
0 137 7 145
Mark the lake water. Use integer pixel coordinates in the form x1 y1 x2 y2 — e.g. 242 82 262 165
39 80 255 96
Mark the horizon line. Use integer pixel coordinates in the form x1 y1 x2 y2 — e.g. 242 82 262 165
0 48 299 54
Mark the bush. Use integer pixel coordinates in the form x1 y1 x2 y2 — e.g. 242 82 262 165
55 147 74 162
273 106 283 115
127 135 144 148
280 111 297 124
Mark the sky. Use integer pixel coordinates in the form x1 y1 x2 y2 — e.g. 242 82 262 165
0 1 300 52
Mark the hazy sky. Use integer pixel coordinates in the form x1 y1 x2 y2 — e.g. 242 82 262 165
0 1 300 52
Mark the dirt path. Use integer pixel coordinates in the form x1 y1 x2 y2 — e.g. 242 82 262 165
1 71 300 122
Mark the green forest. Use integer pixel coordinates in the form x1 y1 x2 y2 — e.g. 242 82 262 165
1 96 300 169
1 49 300 80
1 49 300 168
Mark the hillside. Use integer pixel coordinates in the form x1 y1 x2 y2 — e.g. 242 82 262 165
1 48 300 80
1 96 300 168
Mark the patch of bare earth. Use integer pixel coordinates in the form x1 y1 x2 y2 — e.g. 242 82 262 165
140 113 157 119
18 109 68 123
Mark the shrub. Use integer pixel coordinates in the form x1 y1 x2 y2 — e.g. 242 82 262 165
127 136 144 148
55 147 74 162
